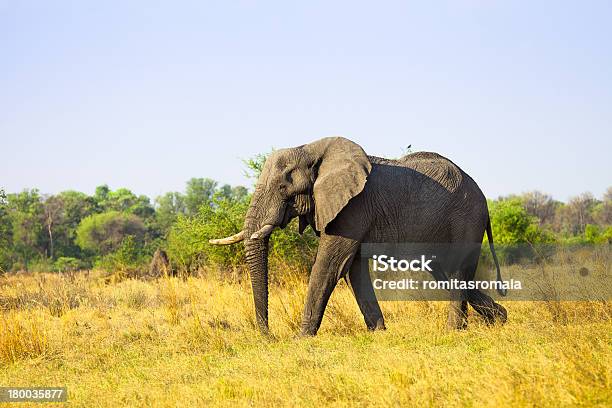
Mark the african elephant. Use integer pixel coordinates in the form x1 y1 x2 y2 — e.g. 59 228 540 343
210 137 507 335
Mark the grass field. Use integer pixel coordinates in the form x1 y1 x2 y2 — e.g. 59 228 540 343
1 267 610 407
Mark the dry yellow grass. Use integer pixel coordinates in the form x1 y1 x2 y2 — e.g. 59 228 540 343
0 268 610 407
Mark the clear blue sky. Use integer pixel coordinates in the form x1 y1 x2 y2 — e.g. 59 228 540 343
1 1 611 202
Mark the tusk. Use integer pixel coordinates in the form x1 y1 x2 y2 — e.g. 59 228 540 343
209 230 245 245
250 224 275 240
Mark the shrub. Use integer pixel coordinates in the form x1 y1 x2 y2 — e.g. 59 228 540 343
167 195 248 272
97 236 145 273
54 257 86 272
584 224 612 244
489 198 555 245
28 258 54 273
268 219 318 273
488 198 556 263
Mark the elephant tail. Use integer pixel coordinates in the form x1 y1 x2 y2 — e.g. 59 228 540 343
486 217 507 296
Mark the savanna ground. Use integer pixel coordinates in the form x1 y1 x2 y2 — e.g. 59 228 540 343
1 262 610 407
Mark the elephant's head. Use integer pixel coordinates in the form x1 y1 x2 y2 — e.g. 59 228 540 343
210 137 371 333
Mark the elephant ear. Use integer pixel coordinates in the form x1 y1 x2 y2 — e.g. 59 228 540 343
308 137 371 232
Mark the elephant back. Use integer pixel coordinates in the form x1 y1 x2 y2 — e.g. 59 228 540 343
397 152 463 193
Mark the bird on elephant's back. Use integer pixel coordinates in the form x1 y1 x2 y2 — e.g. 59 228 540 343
210 137 507 336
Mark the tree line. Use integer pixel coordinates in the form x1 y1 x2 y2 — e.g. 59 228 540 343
0 158 610 274
0 179 248 273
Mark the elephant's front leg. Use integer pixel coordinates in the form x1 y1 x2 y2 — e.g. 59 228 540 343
300 235 359 336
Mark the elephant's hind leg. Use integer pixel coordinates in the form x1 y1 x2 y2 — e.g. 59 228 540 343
345 255 386 331
455 241 507 325
445 250 469 330
467 290 507 325
447 296 468 330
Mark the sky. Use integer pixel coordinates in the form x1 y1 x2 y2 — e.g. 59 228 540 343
1 1 611 202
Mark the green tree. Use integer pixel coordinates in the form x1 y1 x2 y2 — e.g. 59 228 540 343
76 211 146 256
91 186 159 252
93 185 155 219
94 184 110 207
216 184 249 202
7 189 45 270
242 152 268 180
0 188 12 271
185 178 217 216
106 188 138 212
488 198 555 245
155 192 186 235
105 188 153 216
54 191 98 258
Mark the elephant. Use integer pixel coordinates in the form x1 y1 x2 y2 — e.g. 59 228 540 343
210 137 507 336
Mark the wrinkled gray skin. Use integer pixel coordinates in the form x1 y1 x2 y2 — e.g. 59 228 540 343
213 137 507 336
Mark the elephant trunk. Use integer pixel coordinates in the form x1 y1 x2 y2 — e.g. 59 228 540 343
244 237 269 333
242 186 275 334
210 213 273 333
210 178 283 333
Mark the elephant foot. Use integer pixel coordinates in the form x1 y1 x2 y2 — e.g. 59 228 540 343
478 302 507 326
446 315 468 330
299 322 319 337
467 290 508 325
366 317 386 331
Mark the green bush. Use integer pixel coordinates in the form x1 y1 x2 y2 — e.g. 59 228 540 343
487 198 556 263
268 219 318 272
97 236 145 273
27 258 54 273
167 195 249 272
54 257 86 272
584 224 612 244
